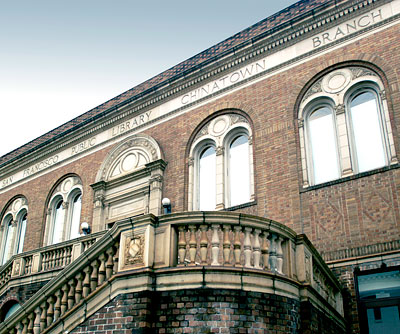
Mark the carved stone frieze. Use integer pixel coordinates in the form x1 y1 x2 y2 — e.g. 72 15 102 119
350 66 377 79
302 78 323 103
124 234 144 267
335 104 345 115
149 175 163 190
379 90 386 101
216 146 225 156
100 135 160 181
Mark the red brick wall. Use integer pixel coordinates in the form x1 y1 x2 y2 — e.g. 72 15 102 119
70 289 345 334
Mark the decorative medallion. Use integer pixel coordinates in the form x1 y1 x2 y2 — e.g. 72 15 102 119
322 69 351 94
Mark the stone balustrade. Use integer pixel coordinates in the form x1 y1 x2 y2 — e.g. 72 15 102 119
0 232 104 295
0 212 345 334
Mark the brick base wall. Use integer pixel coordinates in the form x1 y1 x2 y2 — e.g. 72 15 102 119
70 289 344 334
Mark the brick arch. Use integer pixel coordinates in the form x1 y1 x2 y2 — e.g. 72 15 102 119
0 297 20 322
291 54 399 120
0 195 28 223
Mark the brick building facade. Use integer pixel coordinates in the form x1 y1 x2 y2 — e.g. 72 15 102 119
0 0 399 333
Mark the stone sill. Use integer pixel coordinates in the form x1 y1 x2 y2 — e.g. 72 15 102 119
300 163 400 193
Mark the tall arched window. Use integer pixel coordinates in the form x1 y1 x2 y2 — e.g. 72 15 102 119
0 197 28 264
51 198 65 245
188 114 254 211
198 146 216 210
298 67 397 187
69 192 82 239
45 176 83 245
307 105 340 184
348 90 386 173
1 216 14 265
16 212 27 254
228 135 250 207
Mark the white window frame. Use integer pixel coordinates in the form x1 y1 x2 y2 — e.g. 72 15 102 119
224 128 252 208
345 84 390 174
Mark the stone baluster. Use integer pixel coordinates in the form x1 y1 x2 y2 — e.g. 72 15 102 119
66 247 72 265
75 272 83 304
82 266 91 298
105 247 114 279
58 249 64 267
233 226 242 267
59 248 65 267
222 225 231 265
39 301 47 332
60 284 69 316
53 250 59 267
21 318 28 334
243 227 252 268
41 253 47 271
98 253 106 285
253 229 261 269
188 225 197 265
27 311 34 334
68 278 76 309
261 232 269 270
199 225 208 264
16 322 23 334
47 296 55 327
54 290 62 321
90 260 99 292
276 237 283 274
113 242 119 275
55 250 60 267
177 226 187 265
269 234 277 272
33 306 41 334
49 251 55 269
211 225 220 266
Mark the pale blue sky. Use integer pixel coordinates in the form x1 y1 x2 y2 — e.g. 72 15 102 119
0 0 298 156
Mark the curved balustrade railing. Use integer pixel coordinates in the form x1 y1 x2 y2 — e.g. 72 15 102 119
0 212 344 334
0 231 105 295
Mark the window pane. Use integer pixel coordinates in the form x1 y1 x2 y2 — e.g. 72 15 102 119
309 107 340 184
2 220 15 264
52 200 64 244
17 214 27 254
199 146 216 210
70 193 82 239
350 91 386 172
229 135 250 206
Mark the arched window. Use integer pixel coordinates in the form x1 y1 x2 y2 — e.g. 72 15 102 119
198 145 216 210
188 114 254 211
307 105 340 184
16 212 27 254
348 90 386 173
45 176 83 245
298 67 397 187
69 192 82 239
0 197 28 264
1 216 14 265
50 198 65 245
228 134 250 207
